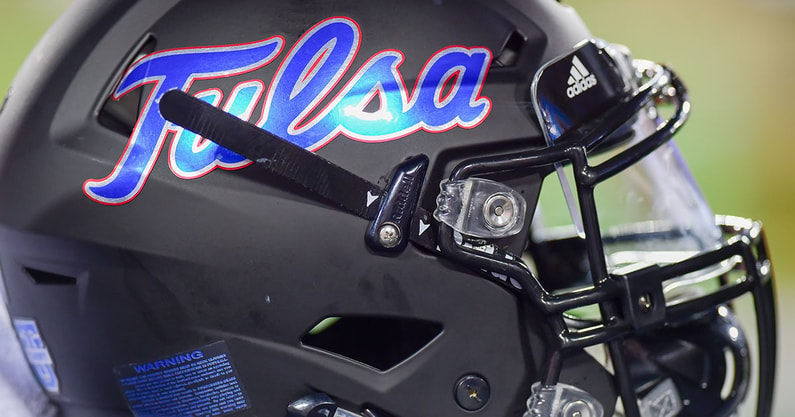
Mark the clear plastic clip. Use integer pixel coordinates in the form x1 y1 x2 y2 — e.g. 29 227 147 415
524 382 604 417
434 178 526 239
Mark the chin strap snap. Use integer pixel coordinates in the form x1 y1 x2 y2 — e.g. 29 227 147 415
160 89 439 255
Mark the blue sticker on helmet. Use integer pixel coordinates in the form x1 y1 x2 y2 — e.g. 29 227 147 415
13 318 60 394
83 16 492 205
114 341 250 417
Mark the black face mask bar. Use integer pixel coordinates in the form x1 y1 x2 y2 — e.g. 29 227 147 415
435 45 777 417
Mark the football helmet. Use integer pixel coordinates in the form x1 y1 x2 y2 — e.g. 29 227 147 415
0 0 777 416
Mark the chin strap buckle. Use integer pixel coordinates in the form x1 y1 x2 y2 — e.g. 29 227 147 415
365 155 429 252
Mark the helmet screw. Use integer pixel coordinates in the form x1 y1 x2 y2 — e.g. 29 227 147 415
483 193 516 229
377 222 401 248
563 400 596 417
638 292 654 313
455 375 490 411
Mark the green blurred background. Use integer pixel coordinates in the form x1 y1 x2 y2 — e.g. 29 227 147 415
1 0 793 415
568 2 794 414
566 0 795 291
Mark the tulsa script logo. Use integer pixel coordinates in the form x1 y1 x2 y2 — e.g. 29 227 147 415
83 17 493 205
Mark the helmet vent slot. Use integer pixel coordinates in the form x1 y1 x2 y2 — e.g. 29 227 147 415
24 267 77 286
97 36 157 137
301 316 443 371
493 30 525 68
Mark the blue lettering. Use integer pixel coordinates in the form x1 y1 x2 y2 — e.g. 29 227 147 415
315 51 411 140
132 350 207 374
83 37 284 204
260 17 360 149
406 47 492 129
83 17 492 205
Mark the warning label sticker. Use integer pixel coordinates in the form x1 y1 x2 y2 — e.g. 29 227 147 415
114 341 250 416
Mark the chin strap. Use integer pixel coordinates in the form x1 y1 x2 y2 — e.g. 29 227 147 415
159 89 440 254
160 90 384 220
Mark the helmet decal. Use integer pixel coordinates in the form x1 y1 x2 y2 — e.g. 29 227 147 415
82 36 284 205
83 16 492 205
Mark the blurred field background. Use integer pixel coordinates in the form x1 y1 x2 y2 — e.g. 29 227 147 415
568 1 795 415
1 0 793 415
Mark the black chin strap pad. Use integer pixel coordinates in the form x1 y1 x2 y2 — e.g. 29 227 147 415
159 89 384 220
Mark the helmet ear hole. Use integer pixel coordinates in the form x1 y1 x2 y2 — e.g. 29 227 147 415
97 36 157 137
301 316 443 371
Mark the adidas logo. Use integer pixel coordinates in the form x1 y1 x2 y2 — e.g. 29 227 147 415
566 55 598 98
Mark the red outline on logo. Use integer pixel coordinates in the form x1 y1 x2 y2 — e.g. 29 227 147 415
83 37 284 205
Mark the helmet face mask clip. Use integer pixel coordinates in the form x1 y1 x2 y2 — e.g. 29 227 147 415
0 2 776 417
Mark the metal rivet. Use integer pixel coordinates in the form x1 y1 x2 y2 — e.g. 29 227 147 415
483 193 515 229
377 223 401 248
638 292 654 313
563 400 594 417
455 375 490 411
